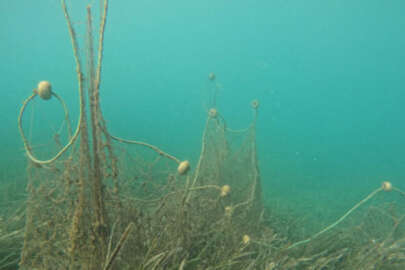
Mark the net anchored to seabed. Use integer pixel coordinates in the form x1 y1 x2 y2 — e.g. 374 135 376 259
18 90 264 269
11 0 405 269
16 1 264 268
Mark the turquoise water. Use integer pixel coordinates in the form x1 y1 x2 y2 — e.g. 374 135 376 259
1 0 405 232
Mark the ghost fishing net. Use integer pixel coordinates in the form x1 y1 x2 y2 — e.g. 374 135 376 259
15 1 265 269
277 184 405 269
99 104 263 269
18 1 117 268
186 103 263 225
12 0 405 269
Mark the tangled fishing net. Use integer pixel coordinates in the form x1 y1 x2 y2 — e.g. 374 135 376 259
15 2 265 268
2 1 405 269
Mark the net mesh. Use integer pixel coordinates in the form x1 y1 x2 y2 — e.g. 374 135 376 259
2 1 405 269
18 106 264 269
